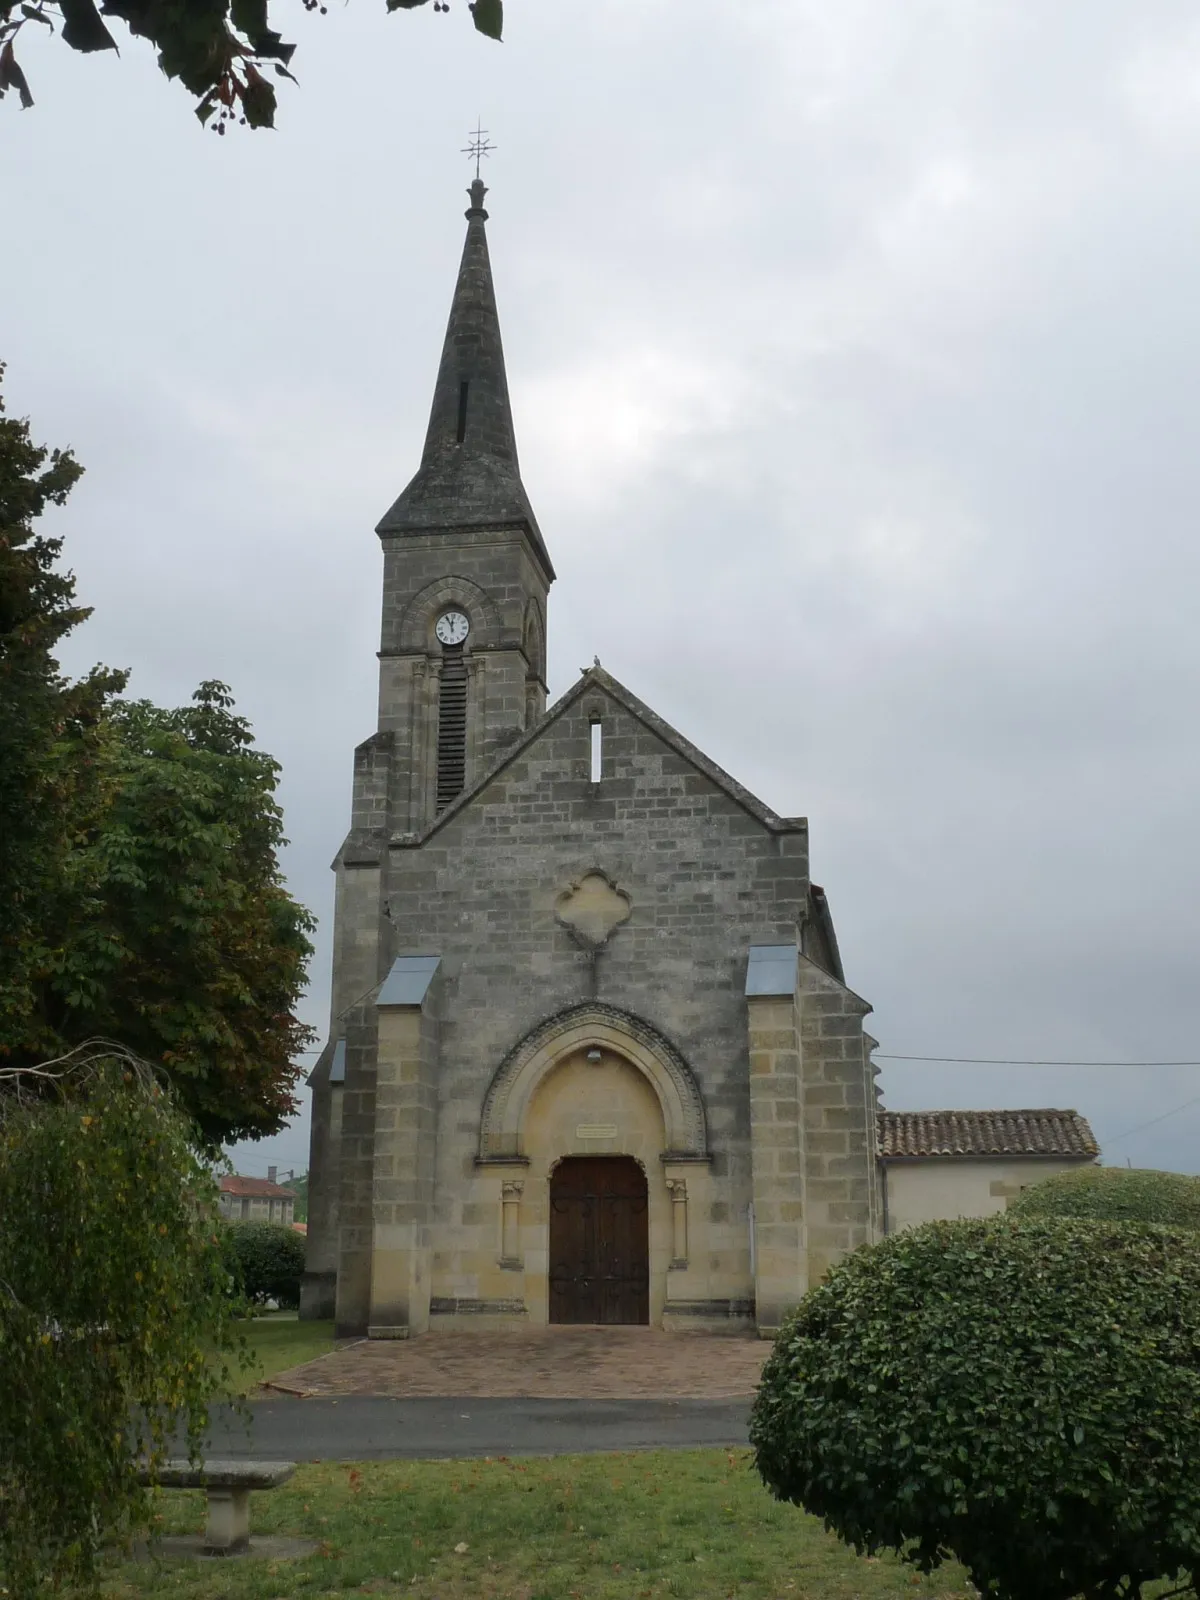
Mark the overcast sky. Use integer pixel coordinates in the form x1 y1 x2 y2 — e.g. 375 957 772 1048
5 0 1200 1180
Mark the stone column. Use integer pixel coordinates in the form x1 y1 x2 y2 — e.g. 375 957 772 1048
300 1043 342 1321
366 957 442 1339
333 1008 381 1339
796 955 878 1288
500 1179 524 1267
666 1178 688 1268
746 986 806 1334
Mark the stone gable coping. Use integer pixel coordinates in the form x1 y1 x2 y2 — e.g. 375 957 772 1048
390 665 808 849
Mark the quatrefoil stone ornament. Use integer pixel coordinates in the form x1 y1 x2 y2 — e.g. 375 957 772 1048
555 871 632 950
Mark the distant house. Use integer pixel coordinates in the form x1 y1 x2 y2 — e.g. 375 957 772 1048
879 1108 1099 1234
218 1167 297 1225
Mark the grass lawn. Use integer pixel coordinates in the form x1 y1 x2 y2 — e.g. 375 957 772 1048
96 1449 983 1599
228 1314 335 1392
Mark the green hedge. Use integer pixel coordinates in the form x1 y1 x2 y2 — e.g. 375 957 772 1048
1009 1163 1200 1230
223 1221 306 1310
750 1216 1200 1600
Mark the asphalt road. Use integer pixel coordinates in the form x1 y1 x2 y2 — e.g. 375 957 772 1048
198 1396 752 1462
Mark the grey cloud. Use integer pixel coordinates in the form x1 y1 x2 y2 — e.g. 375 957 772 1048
4 0 1198 1179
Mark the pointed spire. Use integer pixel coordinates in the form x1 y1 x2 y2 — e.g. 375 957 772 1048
376 180 553 580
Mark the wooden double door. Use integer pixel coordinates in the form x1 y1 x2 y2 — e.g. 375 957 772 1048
548 1156 649 1325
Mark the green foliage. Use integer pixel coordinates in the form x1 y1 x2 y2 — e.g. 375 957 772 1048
224 1220 307 1309
0 365 316 1145
289 1168 309 1222
0 0 501 128
0 1048 250 1599
7 678 318 1144
0 362 124 1039
750 1215 1200 1600
1010 1164 1200 1231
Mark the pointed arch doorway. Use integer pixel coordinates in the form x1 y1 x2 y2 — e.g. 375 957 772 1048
548 1156 649 1325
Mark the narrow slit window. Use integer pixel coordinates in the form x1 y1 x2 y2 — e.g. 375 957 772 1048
590 719 603 783
436 645 468 810
455 380 469 443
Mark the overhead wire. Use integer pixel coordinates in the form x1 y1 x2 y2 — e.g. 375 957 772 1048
876 1055 1200 1067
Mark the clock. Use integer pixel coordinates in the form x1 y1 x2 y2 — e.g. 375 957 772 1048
435 610 470 646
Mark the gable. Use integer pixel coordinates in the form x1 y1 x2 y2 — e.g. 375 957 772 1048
398 665 805 848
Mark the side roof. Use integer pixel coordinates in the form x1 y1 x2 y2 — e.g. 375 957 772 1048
219 1175 298 1198
878 1108 1099 1160
391 664 807 847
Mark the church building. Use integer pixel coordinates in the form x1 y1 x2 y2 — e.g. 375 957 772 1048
300 178 1096 1340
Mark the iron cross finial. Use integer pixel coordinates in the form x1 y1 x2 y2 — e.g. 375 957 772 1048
462 120 495 180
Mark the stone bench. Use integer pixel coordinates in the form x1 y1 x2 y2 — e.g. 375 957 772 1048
138 1459 296 1554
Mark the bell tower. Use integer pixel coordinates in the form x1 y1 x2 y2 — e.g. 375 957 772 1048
302 176 554 1321
372 175 554 834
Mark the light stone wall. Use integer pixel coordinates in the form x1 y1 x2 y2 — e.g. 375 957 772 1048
747 958 879 1333
884 1155 1096 1233
366 997 440 1337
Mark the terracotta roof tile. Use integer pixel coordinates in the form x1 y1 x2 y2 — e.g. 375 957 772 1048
878 1108 1099 1159
218 1175 297 1199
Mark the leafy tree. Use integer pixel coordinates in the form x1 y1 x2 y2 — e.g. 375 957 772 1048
0 1043 250 1599
751 1215 1200 1600
1010 1164 1200 1231
0 366 315 1145
289 1168 309 1222
225 1219 307 1308
17 681 317 1143
0 0 503 129
0 362 122 1041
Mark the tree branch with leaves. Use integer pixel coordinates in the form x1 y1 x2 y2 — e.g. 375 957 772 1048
0 1041 252 1599
1 364 316 1145
0 0 503 129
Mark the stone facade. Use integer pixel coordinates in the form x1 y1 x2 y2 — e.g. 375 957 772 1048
301 179 884 1337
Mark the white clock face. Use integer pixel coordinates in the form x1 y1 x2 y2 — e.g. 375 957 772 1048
435 610 470 646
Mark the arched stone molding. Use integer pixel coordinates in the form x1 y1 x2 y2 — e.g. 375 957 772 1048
479 1003 708 1162
398 575 502 653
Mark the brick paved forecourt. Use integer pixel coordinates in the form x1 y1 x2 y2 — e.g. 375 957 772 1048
265 1327 770 1400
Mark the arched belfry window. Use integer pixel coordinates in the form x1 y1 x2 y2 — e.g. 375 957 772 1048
436 641 468 811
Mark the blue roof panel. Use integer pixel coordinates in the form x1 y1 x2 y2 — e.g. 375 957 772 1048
376 954 442 1007
745 944 797 997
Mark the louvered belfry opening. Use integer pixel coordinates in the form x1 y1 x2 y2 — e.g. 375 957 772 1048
436 644 468 811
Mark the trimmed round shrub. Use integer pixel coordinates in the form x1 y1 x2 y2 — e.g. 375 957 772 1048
224 1221 306 1309
1009 1164 1200 1231
750 1216 1200 1600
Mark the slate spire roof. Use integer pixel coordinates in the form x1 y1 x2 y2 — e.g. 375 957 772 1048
376 179 554 580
